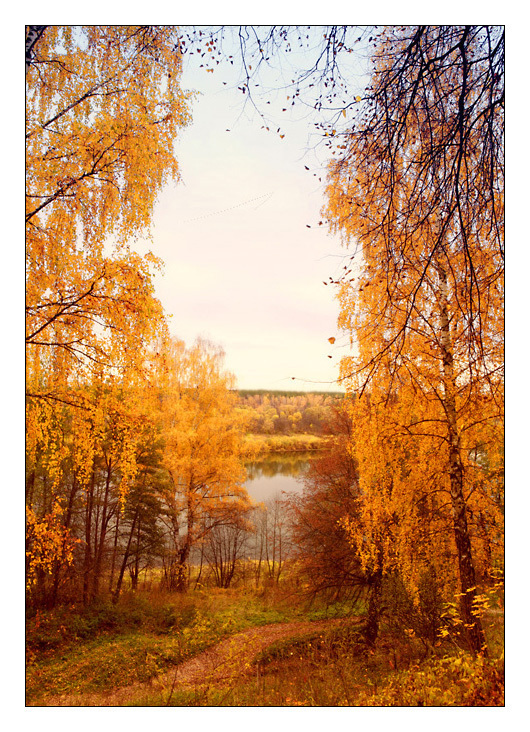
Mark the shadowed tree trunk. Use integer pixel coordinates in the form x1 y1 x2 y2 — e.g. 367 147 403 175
112 506 139 603
82 466 96 605
365 568 383 646
437 259 487 655
108 508 121 592
92 457 113 601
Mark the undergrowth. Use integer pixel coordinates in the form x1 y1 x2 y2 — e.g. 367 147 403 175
139 624 504 707
25 587 303 704
26 588 504 707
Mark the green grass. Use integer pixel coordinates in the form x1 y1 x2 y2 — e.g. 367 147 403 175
26 632 184 702
26 593 206 704
26 587 504 707
136 623 504 707
25 587 303 705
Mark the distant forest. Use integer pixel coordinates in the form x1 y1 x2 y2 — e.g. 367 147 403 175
236 390 344 435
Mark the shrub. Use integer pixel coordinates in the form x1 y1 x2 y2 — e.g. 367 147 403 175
383 570 445 650
355 653 504 706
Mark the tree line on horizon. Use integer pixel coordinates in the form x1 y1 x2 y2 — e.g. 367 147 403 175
237 391 342 435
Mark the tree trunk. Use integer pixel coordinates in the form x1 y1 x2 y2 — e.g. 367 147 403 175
26 469 36 506
175 490 194 592
478 511 493 581
175 542 191 592
365 569 383 646
92 457 112 600
254 513 265 588
108 507 121 592
113 506 139 602
82 465 96 605
437 259 487 655
50 474 79 607
130 516 141 591
25 25 47 73
194 542 205 589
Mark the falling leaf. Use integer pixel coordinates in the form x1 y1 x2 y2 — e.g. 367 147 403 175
328 337 336 344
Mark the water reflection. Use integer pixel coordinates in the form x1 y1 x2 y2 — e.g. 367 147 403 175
245 452 314 480
244 452 314 502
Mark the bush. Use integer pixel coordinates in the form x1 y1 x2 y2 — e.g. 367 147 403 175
25 593 203 654
355 653 504 706
383 570 445 649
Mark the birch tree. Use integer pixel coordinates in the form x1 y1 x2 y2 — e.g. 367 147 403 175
156 338 252 591
325 26 504 654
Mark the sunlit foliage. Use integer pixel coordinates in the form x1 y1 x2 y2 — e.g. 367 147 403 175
325 25 504 654
25 27 255 604
154 338 253 592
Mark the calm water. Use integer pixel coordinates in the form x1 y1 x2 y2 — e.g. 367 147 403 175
244 453 313 502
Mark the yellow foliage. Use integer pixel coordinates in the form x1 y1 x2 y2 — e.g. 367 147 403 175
325 26 504 648
354 653 503 706
149 337 253 582
25 27 192 567
26 26 191 401
26 504 77 588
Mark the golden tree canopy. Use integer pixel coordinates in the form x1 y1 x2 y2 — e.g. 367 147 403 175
26 26 192 390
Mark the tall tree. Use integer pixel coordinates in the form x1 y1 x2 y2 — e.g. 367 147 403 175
25 26 191 598
156 337 252 591
324 26 504 654
26 26 191 394
288 407 368 606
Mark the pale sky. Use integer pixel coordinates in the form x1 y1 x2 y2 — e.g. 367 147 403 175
135 30 365 392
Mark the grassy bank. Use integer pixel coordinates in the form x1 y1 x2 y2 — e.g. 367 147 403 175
244 433 329 455
26 586 335 705
146 624 504 707
26 585 503 707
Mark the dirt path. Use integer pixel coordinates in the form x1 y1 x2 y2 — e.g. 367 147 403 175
39 617 355 707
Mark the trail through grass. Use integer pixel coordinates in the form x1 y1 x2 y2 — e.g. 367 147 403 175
26 589 504 707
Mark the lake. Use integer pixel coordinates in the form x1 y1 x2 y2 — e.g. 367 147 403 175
244 452 314 502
